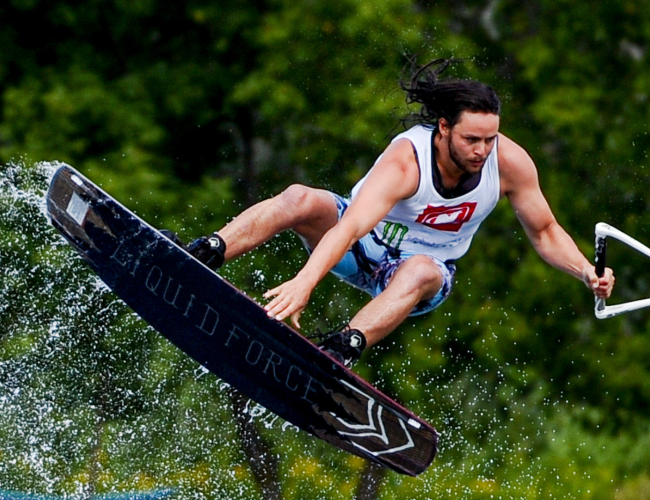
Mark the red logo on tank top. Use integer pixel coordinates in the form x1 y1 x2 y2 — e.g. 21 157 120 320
415 202 477 231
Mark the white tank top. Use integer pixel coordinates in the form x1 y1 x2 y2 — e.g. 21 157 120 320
351 125 500 261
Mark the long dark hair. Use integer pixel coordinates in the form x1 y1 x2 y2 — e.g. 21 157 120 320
401 58 501 128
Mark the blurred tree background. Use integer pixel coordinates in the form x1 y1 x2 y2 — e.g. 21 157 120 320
1 0 650 498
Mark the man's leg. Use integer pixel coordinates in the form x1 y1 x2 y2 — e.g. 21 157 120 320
217 184 340 262
348 255 443 347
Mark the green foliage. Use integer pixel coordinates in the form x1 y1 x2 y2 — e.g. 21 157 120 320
2 0 650 499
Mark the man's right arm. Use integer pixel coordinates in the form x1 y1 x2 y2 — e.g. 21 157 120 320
263 139 421 327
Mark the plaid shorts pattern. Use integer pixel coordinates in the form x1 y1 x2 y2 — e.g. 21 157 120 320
301 193 456 317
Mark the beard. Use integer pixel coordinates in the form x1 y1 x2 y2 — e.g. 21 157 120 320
448 139 486 175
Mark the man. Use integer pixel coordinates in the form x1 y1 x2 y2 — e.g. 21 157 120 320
169 59 615 367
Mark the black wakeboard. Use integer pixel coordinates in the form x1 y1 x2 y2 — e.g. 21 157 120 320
45 164 438 476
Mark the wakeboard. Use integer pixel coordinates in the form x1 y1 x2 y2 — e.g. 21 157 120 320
45 164 438 476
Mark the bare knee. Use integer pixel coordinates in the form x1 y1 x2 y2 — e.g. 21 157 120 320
392 255 443 300
276 185 323 226
278 184 316 212
277 184 338 244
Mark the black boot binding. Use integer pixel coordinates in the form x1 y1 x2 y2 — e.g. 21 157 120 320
312 326 367 367
160 230 226 271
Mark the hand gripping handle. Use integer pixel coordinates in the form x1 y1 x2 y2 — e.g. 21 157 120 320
594 222 650 319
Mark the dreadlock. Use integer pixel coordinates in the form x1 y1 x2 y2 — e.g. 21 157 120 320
401 58 501 128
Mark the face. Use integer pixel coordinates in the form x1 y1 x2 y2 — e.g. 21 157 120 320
441 111 500 175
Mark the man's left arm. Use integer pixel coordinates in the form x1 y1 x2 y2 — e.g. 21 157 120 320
499 135 615 299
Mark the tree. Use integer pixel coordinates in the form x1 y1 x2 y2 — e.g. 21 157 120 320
3 0 650 498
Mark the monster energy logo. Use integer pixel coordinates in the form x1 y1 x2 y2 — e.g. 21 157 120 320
382 222 408 249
